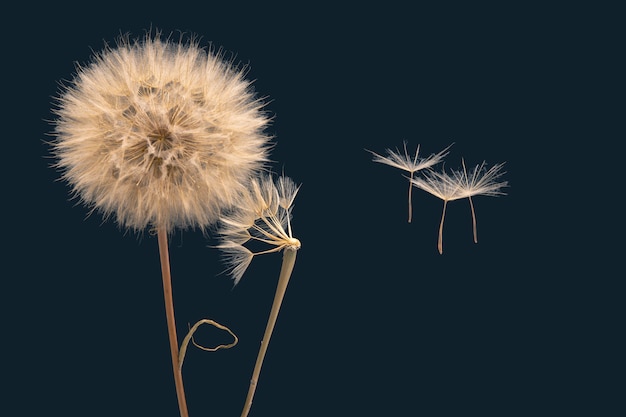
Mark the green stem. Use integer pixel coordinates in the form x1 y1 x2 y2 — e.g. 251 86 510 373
240 247 298 417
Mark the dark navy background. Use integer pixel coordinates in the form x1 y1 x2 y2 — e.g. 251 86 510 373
5 2 618 416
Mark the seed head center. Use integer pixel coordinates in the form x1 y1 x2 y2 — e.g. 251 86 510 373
148 126 175 153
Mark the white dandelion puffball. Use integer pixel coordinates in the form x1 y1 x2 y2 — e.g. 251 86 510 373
52 33 271 232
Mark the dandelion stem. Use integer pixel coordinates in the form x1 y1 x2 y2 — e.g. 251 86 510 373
157 228 189 417
438 200 448 255
408 172 414 223
468 195 478 243
240 247 298 417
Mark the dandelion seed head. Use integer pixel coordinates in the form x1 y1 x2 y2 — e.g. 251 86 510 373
216 174 300 285
51 32 271 233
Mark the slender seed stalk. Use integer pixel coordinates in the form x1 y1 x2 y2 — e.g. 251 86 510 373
438 200 448 255
240 247 298 417
157 228 189 417
468 195 478 243
407 172 414 223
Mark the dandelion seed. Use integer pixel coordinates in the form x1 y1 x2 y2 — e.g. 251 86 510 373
453 159 508 244
215 173 300 417
367 141 451 222
410 168 465 254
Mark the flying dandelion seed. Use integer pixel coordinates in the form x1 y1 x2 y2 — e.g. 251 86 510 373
367 142 452 222
453 159 508 244
410 168 465 254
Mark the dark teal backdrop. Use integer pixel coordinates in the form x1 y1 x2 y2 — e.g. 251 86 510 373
5 2 618 416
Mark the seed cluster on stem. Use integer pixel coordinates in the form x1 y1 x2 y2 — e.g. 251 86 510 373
51 30 273 417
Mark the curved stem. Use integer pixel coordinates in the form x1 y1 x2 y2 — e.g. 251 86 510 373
179 319 238 370
158 228 189 417
438 200 448 255
468 195 478 243
240 247 298 417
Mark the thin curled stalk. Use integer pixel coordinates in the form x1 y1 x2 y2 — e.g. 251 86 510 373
179 319 239 370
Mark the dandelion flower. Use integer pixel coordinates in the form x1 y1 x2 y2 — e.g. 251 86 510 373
410 168 465 254
52 32 270 233
50 31 271 417
453 159 508 243
367 141 451 222
216 173 300 417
